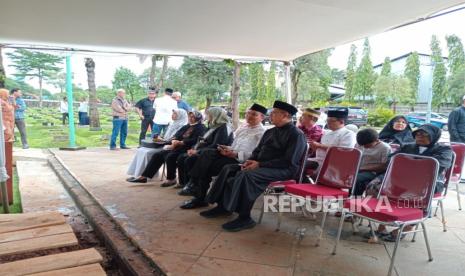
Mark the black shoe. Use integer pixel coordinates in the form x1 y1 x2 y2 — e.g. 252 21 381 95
222 217 256 232
180 198 208 209
126 177 136 182
161 180 176 187
127 177 147 183
121 146 130 149
199 206 232 218
178 186 194 196
173 183 184 189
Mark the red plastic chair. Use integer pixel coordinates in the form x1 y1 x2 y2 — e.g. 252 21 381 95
283 147 362 244
257 143 309 230
431 152 455 232
333 153 439 276
450 143 465 210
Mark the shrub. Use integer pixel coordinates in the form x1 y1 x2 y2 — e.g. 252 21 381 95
368 107 395 127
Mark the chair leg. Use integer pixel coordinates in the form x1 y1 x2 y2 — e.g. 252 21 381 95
411 224 419 242
433 200 439 217
387 224 405 276
315 207 328 247
421 222 433 262
276 205 282 232
439 200 447 232
258 198 266 224
331 210 346 255
457 182 462 211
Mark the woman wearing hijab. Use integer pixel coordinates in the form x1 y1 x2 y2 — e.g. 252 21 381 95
366 124 453 242
126 109 188 180
177 107 234 192
378 115 415 146
127 110 206 184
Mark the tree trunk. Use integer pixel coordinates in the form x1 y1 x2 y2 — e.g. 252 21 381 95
38 68 43 108
85 58 101 130
0 45 5 88
291 70 300 105
158 55 169 89
231 61 241 130
206 97 212 109
149 55 157 89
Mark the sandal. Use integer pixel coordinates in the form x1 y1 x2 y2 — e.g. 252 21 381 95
363 230 389 239
382 232 406 242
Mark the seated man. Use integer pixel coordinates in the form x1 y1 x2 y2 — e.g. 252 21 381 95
307 107 356 172
353 128 391 196
298 108 323 157
180 103 267 209
200 100 307 232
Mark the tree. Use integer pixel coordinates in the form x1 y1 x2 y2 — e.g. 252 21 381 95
180 57 232 108
446 34 465 75
0 45 5 88
375 75 414 112
331 68 345 85
448 67 465 105
404 52 420 108
248 63 266 101
6 49 63 107
265 62 277 107
291 49 332 104
85 58 101 130
48 72 66 93
231 61 241 129
158 56 169 89
344 44 357 101
353 38 376 101
430 35 448 108
380 57 391 76
112 67 144 103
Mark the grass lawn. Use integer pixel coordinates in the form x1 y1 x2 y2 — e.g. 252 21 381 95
0 168 22 214
14 107 143 148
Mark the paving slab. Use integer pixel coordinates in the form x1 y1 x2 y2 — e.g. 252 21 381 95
52 147 465 276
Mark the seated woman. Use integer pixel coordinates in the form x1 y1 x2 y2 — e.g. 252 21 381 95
126 109 188 181
366 124 453 242
127 111 206 185
177 107 234 193
379 115 415 146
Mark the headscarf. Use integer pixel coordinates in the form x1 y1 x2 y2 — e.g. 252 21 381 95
412 124 441 147
163 109 188 140
206 107 230 129
379 115 414 146
189 111 203 125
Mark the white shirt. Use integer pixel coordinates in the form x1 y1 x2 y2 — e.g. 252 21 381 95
231 123 266 162
78 102 88 112
152 95 178 125
60 101 68 113
314 126 356 165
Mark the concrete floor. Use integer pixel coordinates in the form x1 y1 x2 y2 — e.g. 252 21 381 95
50 147 465 276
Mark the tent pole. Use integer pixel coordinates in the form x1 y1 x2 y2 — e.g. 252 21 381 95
284 61 292 104
1 181 8 213
66 55 76 148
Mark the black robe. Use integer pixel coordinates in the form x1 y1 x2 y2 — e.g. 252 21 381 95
379 115 415 146
206 122 306 215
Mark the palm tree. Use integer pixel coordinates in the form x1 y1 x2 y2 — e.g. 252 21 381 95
85 58 101 130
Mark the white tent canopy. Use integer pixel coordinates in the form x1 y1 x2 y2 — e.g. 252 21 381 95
1 0 465 61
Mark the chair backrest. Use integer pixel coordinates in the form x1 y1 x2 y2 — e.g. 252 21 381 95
296 143 310 183
441 151 456 196
379 153 439 216
450 142 465 178
389 143 400 153
315 147 362 190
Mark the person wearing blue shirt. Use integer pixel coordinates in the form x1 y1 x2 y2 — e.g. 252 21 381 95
10 88 29 149
172 91 192 112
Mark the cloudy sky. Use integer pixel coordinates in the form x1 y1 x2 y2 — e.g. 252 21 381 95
3 6 465 93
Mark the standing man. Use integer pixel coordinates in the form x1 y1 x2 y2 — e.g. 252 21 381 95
135 88 156 144
110 89 130 150
10 88 28 149
172 91 192 112
60 97 68 125
448 95 465 143
152 88 178 137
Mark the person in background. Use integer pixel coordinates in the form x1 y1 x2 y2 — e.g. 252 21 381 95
378 115 414 146
172 91 192 112
353 128 391 196
60 97 68 125
307 108 356 172
78 99 89 125
448 94 465 143
0 89 15 142
110 89 130 150
298 108 323 157
152 88 178 137
135 88 157 144
345 124 359 133
10 88 28 149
